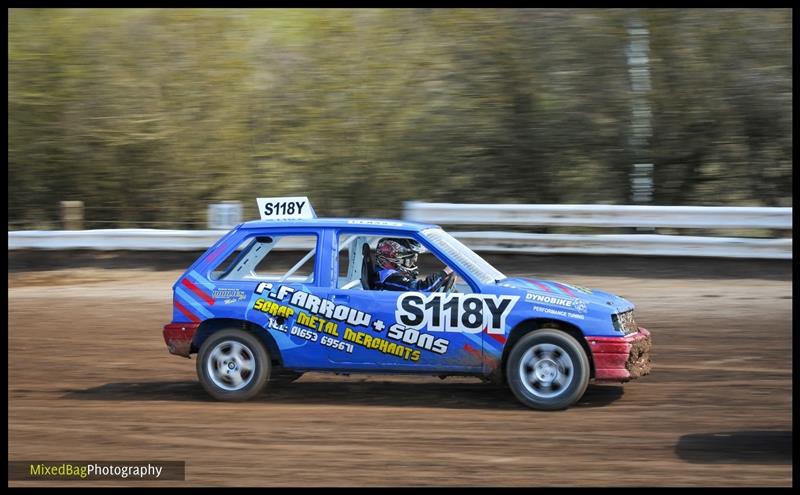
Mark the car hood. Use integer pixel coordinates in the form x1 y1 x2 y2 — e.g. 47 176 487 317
497 277 635 314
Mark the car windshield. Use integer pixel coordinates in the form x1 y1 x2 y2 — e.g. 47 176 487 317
421 228 505 285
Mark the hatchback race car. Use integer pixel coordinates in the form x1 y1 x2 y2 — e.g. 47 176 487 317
163 197 651 410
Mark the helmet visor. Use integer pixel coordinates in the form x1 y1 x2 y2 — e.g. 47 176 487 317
398 253 418 269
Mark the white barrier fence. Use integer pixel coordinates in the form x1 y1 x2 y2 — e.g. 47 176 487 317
8 229 231 251
7 203 793 259
403 202 793 229
7 229 319 251
404 202 792 259
451 232 791 259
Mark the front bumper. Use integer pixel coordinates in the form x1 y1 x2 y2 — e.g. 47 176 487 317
585 328 652 382
163 322 200 358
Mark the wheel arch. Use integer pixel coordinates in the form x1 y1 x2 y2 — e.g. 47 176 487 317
192 318 283 366
501 318 595 381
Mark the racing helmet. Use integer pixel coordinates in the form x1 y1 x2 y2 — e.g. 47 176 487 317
375 238 424 276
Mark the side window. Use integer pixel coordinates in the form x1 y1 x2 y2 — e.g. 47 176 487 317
211 234 317 283
211 237 254 279
337 233 373 289
336 233 467 292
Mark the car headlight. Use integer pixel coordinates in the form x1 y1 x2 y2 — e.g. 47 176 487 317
611 310 638 335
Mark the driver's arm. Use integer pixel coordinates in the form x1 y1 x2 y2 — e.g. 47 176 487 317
382 268 452 292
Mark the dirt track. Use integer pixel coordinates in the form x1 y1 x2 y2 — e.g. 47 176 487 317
8 257 793 486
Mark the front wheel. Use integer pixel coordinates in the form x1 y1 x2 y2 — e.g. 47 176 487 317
196 329 271 401
506 329 590 410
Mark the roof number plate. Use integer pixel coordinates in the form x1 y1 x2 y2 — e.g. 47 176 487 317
256 197 316 221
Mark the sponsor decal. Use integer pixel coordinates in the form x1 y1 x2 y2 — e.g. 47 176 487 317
251 299 295 333
252 284 517 361
252 298 295 319
525 291 588 314
387 323 449 355
296 311 340 337
252 283 433 361
318 334 354 353
342 328 421 361
572 298 588 313
532 305 586 321
287 325 355 354
346 219 404 227
255 283 372 328
212 288 246 304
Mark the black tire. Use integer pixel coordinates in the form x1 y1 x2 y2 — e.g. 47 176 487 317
505 329 590 410
196 329 271 401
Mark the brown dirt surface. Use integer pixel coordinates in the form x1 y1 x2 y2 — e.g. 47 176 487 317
8 255 793 486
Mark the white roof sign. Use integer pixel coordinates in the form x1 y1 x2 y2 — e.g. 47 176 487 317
256 197 316 221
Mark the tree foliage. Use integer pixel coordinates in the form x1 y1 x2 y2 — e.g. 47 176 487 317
8 8 792 228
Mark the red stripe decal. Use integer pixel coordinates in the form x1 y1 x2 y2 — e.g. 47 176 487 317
482 326 507 344
205 245 227 264
528 279 552 293
174 300 200 323
463 343 498 367
552 282 577 298
181 278 215 305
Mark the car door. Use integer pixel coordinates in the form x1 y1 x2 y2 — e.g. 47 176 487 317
202 229 333 370
319 230 485 372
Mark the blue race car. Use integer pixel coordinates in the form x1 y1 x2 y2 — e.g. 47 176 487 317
163 197 652 410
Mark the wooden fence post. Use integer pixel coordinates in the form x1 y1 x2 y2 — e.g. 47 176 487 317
61 201 84 230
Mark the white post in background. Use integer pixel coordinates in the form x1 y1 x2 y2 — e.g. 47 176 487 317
627 17 654 208
207 201 243 230
60 201 84 230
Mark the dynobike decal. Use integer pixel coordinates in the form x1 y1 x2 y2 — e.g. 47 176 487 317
525 291 588 316
395 292 519 335
532 305 586 321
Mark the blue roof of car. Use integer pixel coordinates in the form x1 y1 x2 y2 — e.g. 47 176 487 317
237 217 438 232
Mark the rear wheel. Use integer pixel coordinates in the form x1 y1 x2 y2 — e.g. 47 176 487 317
196 329 270 401
506 329 590 410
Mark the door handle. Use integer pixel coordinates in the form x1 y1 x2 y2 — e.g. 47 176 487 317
333 294 350 303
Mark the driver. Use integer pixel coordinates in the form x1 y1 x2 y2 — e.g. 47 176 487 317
373 238 455 292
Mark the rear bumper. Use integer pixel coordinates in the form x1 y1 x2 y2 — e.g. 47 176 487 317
585 328 652 382
163 322 200 358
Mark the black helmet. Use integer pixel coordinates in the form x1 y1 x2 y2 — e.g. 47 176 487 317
375 238 424 276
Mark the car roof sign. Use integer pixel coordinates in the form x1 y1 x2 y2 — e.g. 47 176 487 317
256 197 316 221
